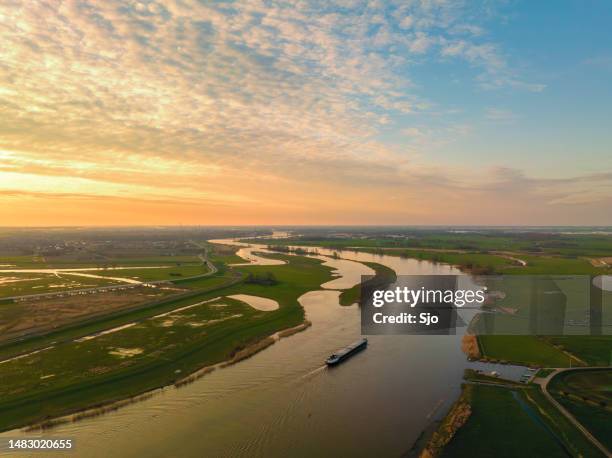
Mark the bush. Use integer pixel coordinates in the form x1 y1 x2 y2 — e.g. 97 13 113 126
245 272 278 286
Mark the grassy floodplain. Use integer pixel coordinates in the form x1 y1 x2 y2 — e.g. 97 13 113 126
440 384 605 458
545 336 612 366
0 254 208 298
548 369 612 450
0 272 125 299
477 336 574 367
0 271 239 363
0 249 336 432
244 231 612 257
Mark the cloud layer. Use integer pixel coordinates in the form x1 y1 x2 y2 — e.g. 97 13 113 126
0 0 609 225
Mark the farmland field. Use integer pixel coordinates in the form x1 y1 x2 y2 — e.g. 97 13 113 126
441 384 601 457
549 369 612 450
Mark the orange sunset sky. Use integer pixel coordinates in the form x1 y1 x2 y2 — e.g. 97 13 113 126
1 1 611 226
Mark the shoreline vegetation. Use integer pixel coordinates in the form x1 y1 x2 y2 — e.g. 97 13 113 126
460 334 480 360
419 385 472 458
277 319 312 338
25 390 161 432
25 318 317 432
220 336 276 368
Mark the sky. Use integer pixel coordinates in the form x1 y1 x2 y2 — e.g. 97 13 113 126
0 0 611 226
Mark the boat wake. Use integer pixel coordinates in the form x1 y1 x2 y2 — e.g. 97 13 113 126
301 365 327 380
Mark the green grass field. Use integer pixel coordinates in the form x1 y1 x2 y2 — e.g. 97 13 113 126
522 387 607 457
0 253 333 432
545 336 612 366
0 279 236 363
0 255 48 267
442 384 603 457
478 335 571 367
536 368 556 378
223 253 334 307
549 369 612 404
206 242 248 265
174 273 239 290
463 369 524 386
0 254 208 298
361 248 608 276
243 232 612 257
0 254 203 269
549 369 612 451
555 397 612 451
517 255 605 275
0 273 126 298
93 264 208 281
0 297 255 399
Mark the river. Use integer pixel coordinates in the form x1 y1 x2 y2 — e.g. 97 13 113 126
3 239 482 457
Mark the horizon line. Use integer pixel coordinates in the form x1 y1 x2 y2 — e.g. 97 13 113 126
1 224 611 230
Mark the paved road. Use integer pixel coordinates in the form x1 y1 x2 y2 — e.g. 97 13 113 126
198 250 218 276
464 380 530 389
535 367 611 457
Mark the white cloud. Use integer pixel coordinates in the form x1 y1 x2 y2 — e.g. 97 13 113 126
399 16 414 29
408 32 433 54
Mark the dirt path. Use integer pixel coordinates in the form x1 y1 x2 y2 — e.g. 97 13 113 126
492 252 527 266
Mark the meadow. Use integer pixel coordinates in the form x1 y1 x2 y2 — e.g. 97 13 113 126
545 336 612 366
441 384 604 457
549 369 612 450
477 335 573 367
0 251 335 432
0 253 208 298
245 230 612 257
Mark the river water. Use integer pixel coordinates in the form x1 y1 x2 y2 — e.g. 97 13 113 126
4 240 481 457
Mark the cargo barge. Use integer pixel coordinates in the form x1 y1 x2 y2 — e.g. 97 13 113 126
325 338 367 366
